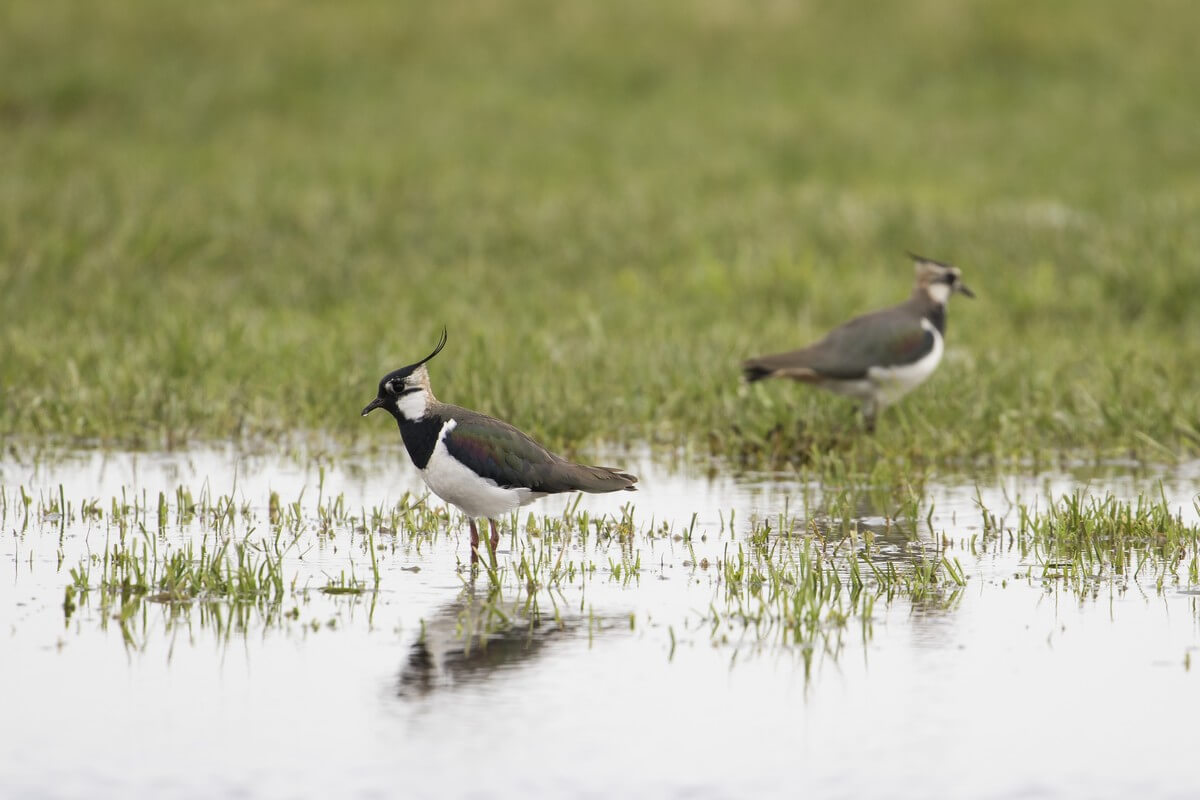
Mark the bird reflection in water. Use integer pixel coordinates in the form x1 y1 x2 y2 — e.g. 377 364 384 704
397 584 581 696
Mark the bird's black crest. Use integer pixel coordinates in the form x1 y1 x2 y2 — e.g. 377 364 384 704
906 251 954 269
379 327 449 388
419 327 449 367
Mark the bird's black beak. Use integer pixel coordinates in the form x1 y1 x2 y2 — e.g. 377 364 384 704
957 283 976 299
361 397 386 417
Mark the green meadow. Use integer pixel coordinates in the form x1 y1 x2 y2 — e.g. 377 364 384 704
2 0 1198 463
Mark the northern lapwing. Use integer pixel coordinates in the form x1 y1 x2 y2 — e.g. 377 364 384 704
742 253 974 431
362 330 638 562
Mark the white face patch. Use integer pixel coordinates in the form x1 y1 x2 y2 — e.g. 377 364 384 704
395 384 429 420
925 281 952 304
391 365 435 421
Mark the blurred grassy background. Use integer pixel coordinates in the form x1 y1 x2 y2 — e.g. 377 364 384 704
1 0 1198 460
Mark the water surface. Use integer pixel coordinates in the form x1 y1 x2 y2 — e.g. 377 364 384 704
2 447 1199 799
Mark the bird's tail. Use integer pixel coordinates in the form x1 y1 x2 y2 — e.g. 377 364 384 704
742 361 775 383
569 464 638 493
743 351 820 384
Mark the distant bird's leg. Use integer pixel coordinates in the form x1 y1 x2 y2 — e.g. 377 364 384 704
468 518 480 564
488 518 500 556
862 400 878 434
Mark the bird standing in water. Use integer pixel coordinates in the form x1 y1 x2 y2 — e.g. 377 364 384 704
362 330 637 562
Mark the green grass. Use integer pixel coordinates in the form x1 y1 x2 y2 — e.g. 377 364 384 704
1014 490 1200 590
2 0 1200 462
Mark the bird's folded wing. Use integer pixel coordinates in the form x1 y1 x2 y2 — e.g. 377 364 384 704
803 311 935 378
441 410 559 492
442 408 634 494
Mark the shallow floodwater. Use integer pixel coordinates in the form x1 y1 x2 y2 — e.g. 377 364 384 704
2 447 1199 799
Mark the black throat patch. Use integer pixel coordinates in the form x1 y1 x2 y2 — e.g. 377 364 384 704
925 303 947 336
397 415 444 470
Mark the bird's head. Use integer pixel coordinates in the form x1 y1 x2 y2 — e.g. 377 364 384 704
909 252 975 303
361 328 447 422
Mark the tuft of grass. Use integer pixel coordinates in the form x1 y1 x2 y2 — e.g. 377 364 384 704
1012 490 1200 592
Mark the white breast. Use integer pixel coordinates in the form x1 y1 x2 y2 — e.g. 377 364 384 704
866 318 944 407
419 420 543 519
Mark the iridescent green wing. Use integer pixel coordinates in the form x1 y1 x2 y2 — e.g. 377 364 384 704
441 408 561 491
442 407 635 494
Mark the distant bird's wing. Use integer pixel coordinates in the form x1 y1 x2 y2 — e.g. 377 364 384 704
442 407 636 494
745 307 934 381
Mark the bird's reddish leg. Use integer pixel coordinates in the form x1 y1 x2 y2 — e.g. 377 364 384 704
469 518 480 564
488 518 500 556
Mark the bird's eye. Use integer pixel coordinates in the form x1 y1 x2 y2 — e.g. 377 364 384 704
385 380 399 395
